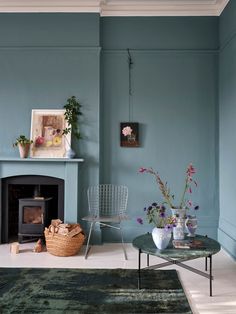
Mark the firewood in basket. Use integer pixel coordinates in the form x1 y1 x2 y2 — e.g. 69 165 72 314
49 225 55 235
59 223 71 229
51 219 62 227
58 226 69 235
68 225 83 238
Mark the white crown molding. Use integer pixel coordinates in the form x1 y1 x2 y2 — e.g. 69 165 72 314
0 0 230 16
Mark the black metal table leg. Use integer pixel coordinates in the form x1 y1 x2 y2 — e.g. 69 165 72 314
138 249 141 289
205 257 208 271
147 254 149 267
209 255 212 296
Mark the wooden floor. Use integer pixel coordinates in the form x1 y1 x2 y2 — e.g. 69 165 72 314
0 242 236 314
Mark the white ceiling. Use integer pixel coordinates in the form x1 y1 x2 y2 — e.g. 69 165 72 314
0 0 230 16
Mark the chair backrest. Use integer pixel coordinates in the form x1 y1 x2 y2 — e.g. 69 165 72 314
87 184 128 217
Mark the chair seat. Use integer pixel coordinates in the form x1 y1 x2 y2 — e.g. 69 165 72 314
82 215 129 223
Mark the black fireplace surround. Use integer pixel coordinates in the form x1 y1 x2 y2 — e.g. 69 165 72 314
1 175 64 243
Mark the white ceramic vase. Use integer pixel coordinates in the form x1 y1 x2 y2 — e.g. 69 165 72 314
171 208 187 240
152 227 171 250
185 216 198 237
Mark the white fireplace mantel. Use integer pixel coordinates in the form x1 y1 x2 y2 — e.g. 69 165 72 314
0 157 84 223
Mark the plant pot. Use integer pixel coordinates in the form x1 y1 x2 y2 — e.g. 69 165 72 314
18 143 30 158
152 227 171 250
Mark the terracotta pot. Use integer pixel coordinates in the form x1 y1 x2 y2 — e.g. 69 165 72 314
18 143 30 158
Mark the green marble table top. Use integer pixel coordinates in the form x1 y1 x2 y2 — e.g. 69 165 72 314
132 233 221 259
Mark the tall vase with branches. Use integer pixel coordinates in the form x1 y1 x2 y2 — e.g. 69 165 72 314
62 96 82 158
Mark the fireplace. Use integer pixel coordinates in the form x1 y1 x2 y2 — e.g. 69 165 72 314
18 197 52 243
0 157 84 244
1 175 64 243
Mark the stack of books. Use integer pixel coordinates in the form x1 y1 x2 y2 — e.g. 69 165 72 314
172 239 205 249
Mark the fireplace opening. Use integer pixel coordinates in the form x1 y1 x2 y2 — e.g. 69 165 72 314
1 175 64 243
18 197 52 243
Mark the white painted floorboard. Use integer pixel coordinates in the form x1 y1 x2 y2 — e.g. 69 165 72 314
0 242 236 314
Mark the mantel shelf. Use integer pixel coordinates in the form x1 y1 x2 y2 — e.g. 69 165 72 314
0 157 84 163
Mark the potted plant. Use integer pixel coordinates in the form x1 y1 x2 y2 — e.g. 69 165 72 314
139 164 199 240
13 135 33 158
137 203 176 250
62 96 82 158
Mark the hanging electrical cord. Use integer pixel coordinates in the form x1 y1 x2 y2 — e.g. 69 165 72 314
127 48 133 122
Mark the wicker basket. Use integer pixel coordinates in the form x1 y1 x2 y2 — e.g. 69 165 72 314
44 225 85 257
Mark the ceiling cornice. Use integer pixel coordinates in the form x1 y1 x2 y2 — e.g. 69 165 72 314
0 0 229 16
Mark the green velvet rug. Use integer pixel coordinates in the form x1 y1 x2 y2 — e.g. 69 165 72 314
0 268 192 314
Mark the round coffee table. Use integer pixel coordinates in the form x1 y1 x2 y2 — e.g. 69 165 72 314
132 233 221 296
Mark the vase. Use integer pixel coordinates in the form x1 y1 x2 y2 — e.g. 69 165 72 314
171 208 187 240
185 216 198 237
65 147 76 159
18 144 30 158
152 227 171 250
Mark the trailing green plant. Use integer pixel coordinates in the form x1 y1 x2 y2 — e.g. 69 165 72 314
13 135 33 147
62 96 82 140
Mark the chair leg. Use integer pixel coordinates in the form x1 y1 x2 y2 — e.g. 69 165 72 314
85 221 94 259
119 225 127 260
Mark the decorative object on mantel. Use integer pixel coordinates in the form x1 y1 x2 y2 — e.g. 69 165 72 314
13 135 33 158
137 203 176 250
44 219 85 256
62 96 82 158
139 164 199 241
30 109 71 158
120 49 140 148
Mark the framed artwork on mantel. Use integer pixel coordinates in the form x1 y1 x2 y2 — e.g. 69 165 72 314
30 109 71 158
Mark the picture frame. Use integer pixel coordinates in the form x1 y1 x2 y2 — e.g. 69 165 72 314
30 109 71 158
120 122 140 147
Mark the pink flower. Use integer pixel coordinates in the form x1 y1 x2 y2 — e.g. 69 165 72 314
187 163 196 177
187 200 192 207
122 126 133 137
139 167 147 173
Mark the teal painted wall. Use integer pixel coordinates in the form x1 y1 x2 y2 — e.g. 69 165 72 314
0 14 220 243
219 0 236 258
0 14 100 232
101 17 219 242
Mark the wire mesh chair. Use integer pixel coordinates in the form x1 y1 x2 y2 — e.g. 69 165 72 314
82 184 129 260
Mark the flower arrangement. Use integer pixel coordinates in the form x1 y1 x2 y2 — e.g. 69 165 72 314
139 163 199 211
137 203 176 230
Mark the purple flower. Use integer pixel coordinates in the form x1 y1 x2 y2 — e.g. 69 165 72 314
137 217 143 225
159 212 165 218
165 224 173 231
152 202 158 206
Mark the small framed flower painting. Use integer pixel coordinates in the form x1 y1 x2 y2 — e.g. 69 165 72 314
120 122 140 147
30 109 71 158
